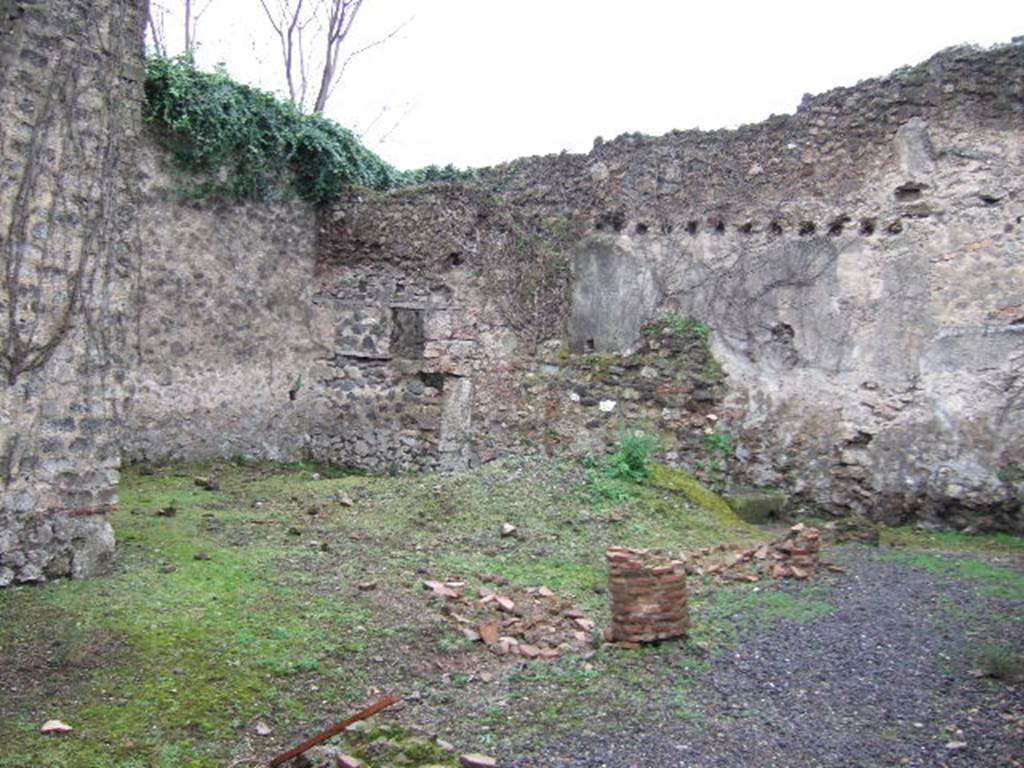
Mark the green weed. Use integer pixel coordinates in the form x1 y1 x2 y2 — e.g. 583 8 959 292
644 314 711 346
973 643 1024 683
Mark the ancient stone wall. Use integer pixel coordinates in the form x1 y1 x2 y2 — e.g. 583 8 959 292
121 140 330 463
0 0 146 584
65 40 1023 543
316 42 1024 531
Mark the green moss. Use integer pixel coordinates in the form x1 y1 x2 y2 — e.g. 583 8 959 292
722 491 789 524
342 725 459 766
649 464 745 523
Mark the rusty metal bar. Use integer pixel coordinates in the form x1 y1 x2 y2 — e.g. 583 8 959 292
267 695 401 767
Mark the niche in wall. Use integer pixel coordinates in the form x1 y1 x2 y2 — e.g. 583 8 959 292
390 307 425 358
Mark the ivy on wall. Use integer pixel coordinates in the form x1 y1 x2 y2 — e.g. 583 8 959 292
143 55 473 204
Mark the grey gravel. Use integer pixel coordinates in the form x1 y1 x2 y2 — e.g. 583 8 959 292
508 546 1023 768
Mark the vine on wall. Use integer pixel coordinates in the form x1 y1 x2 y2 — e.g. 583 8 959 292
477 209 587 347
143 55 474 204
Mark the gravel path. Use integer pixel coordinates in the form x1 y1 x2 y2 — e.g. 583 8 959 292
508 546 1023 768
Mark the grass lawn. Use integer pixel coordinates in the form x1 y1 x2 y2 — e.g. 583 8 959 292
0 456 1019 767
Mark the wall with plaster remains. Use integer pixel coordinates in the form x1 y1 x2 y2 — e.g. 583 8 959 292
16 37 1016 586
314 42 1024 530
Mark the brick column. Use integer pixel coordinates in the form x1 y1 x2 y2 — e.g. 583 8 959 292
607 546 689 644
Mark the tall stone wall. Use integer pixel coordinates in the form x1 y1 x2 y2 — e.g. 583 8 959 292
121 141 330 464
316 42 1024 531
79 40 1022 541
0 0 146 585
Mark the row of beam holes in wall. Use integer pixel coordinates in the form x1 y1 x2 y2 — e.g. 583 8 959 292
606 184 1013 238
610 215 903 237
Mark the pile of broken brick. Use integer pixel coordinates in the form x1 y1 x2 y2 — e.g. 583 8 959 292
422 574 597 661
421 524 831 661
680 523 833 584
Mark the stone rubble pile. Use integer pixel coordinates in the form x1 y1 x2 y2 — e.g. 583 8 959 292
421 574 596 661
606 546 690 645
681 523 828 582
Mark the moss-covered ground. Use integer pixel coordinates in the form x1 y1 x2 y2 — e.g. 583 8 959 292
0 457 1020 767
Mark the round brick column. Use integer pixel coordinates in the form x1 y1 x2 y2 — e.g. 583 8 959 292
606 546 689 644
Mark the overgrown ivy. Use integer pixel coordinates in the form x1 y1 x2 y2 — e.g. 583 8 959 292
143 55 474 204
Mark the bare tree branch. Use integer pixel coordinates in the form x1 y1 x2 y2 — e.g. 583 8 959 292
324 15 411 108
184 0 216 52
312 0 364 114
146 2 169 57
184 0 193 51
374 101 414 147
260 0 320 109
354 104 388 139
260 1 409 116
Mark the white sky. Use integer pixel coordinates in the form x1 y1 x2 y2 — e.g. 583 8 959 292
168 0 1022 170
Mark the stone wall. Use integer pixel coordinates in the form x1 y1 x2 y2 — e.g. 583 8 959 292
315 42 1024 531
0 0 146 585
34 37 1018 561
121 140 330 463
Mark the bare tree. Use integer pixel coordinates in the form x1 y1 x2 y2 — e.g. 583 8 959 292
145 0 215 57
146 1 169 56
184 0 216 53
259 0 408 114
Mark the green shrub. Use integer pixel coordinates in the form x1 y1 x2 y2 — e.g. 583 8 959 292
579 429 660 500
603 428 659 484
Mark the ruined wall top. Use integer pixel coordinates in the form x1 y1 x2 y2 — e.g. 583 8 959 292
468 41 1024 218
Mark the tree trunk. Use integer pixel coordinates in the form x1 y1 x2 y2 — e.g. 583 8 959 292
0 0 146 585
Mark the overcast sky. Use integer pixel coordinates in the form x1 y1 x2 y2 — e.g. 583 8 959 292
166 0 1021 170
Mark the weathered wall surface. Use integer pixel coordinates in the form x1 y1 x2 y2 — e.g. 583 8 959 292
317 43 1024 530
0 0 145 584
313 188 725 476
121 141 330 463
101 41 1023 535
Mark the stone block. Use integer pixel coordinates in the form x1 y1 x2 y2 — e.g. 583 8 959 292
723 491 789 524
